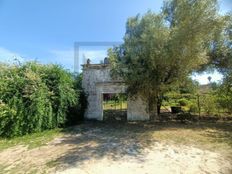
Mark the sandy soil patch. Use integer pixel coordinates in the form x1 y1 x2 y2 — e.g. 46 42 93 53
0 122 231 174
56 144 231 174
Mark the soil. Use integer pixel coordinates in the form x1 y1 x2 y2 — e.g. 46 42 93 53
0 122 231 174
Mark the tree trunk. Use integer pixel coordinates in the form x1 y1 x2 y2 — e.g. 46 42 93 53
157 95 162 115
149 98 158 121
157 104 161 115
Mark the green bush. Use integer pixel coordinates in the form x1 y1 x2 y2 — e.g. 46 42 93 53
65 74 87 126
216 72 232 113
178 98 189 106
200 94 217 115
0 62 86 137
0 102 17 137
189 103 198 113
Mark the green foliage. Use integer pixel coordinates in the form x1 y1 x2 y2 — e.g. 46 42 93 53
0 62 85 137
207 13 232 74
178 78 199 94
216 72 232 113
0 102 17 137
109 0 222 117
202 11 232 114
178 98 189 107
65 74 87 126
200 94 217 115
0 128 63 151
189 103 198 113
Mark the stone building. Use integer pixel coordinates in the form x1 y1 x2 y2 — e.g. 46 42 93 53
82 62 150 121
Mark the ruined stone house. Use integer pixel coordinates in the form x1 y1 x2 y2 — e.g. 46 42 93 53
82 61 150 121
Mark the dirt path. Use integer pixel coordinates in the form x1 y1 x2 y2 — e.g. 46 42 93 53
56 144 230 174
0 123 231 174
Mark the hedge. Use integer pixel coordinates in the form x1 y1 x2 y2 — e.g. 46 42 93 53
0 62 86 137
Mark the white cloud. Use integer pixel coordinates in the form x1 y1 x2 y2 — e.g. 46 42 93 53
49 48 108 71
0 47 108 71
192 71 223 85
80 50 107 64
0 47 24 63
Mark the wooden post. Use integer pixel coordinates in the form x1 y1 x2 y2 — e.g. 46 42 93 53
197 94 200 118
115 99 116 110
121 99 122 110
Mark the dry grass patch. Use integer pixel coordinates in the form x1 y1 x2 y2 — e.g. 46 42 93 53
0 128 63 151
0 121 231 174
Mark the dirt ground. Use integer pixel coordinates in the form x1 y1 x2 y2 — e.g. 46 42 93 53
0 122 231 174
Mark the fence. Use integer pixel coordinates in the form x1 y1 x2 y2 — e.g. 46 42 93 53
102 93 128 121
162 93 231 117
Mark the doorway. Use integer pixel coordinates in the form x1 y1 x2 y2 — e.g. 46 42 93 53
102 93 127 121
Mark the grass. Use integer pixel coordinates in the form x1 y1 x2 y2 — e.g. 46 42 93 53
143 121 232 159
91 120 232 159
1 121 230 154
0 128 63 151
0 121 231 155
46 159 60 168
0 120 231 173
103 101 127 110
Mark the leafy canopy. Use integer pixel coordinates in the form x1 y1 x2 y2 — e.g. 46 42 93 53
109 0 224 116
0 62 85 137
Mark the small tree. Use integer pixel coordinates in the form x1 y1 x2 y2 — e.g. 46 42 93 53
216 73 232 113
207 12 232 114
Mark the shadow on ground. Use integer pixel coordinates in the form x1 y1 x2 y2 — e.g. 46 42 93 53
51 120 232 170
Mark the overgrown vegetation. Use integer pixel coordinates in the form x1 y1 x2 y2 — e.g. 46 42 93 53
109 0 232 119
0 62 86 137
217 74 232 113
162 80 232 116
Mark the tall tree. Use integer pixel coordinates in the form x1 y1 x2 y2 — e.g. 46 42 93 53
206 12 232 113
207 13 232 74
109 0 223 119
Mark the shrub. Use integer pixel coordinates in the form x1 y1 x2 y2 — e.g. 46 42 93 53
65 74 87 126
0 102 17 137
189 103 198 113
200 94 217 115
216 73 232 113
178 98 189 106
0 62 86 137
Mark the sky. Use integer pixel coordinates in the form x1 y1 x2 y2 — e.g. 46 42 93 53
0 0 231 84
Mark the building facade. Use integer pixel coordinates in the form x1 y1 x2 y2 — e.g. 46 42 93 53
82 63 150 121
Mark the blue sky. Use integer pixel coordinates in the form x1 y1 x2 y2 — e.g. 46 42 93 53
0 0 231 84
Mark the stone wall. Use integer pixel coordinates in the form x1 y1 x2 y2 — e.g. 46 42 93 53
127 97 150 120
82 64 150 121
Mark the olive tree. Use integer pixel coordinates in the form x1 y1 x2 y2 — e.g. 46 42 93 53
109 0 223 119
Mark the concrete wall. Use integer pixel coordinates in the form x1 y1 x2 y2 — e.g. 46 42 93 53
82 64 150 121
127 97 150 121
